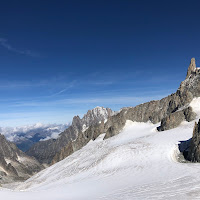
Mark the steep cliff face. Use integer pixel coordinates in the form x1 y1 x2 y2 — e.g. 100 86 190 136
104 63 199 138
27 107 114 164
183 120 200 162
186 57 196 78
51 58 200 164
0 134 44 184
72 107 114 134
157 106 196 131
29 58 200 165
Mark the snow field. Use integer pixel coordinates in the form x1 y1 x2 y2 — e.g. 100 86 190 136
1 98 200 199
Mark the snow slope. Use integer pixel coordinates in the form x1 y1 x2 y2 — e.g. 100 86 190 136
2 98 200 199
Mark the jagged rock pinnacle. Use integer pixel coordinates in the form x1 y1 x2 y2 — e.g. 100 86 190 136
27 57 200 166
186 58 196 78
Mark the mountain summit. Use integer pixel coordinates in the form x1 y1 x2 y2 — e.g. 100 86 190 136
27 58 200 166
2 58 200 198
26 106 114 164
186 57 197 78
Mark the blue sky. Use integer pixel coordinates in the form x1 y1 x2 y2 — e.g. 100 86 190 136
0 0 200 126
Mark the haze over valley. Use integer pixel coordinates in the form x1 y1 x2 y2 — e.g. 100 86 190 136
1 1 200 200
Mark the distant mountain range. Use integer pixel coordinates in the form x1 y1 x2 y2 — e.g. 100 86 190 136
27 106 115 164
27 58 200 166
0 123 69 151
1 57 200 187
0 107 114 183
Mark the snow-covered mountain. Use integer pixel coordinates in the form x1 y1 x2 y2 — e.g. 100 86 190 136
2 58 200 199
0 123 69 151
1 97 200 200
26 106 114 164
81 106 115 131
27 58 200 166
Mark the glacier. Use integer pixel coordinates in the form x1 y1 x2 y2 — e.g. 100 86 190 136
1 98 200 199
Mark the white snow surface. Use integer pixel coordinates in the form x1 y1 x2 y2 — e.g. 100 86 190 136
2 98 200 199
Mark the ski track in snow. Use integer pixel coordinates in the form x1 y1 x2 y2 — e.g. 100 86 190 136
2 98 200 199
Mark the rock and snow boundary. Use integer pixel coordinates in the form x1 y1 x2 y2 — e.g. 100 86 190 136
1 98 200 199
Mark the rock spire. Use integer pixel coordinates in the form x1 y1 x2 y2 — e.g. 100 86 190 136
186 58 196 78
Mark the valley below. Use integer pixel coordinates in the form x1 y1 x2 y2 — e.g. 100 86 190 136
1 1 199 199
1 98 200 200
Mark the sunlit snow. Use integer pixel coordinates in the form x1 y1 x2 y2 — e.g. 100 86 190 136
1 98 200 199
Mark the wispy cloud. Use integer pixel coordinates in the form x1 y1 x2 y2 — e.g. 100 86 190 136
55 95 168 106
0 78 74 90
50 80 77 97
0 88 174 127
0 38 39 57
9 93 169 108
0 81 48 89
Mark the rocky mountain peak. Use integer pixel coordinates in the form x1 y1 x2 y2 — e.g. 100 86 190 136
70 106 114 133
27 106 114 164
81 106 114 131
28 58 200 166
186 57 197 78
85 106 114 120
71 115 81 127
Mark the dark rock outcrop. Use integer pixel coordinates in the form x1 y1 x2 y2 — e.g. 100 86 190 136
27 107 114 164
51 143 74 165
157 106 196 131
183 120 200 162
184 106 197 122
51 121 105 164
30 58 200 165
186 58 196 78
157 111 185 131
0 134 44 184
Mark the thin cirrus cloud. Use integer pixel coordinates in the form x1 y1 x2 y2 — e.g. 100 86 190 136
0 81 48 89
9 94 168 108
49 80 78 97
0 79 76 90
0 38 39 57
0 90 173 127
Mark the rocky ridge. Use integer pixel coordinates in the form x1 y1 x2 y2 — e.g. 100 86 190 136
1 58 199 184
51 58 200 164
27 107 114 164
157 106 196 131
0 134 44 184
182 119 200 162
27 58 200 165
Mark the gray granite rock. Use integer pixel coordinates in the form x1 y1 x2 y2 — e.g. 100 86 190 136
184 106 197 122
157 111 185 131
0 134 44 184
186 58 196 78
27 107 114 164
29 58 200 165
157 107 196 131
183 120 200 162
